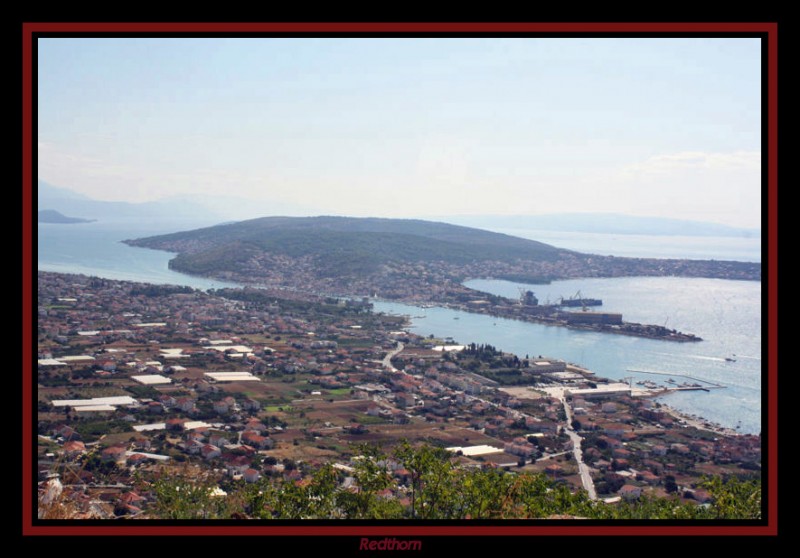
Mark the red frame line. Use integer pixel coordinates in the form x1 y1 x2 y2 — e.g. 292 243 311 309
22 21 778 537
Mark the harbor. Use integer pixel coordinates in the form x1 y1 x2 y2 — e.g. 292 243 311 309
372 276 761 436
438 287 703 343
625 368 727 395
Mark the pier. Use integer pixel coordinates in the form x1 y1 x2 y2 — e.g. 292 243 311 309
626 368 726 392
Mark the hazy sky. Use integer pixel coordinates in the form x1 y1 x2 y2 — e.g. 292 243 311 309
37 37 762 228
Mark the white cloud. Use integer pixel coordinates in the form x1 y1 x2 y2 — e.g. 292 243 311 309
620 150 761 176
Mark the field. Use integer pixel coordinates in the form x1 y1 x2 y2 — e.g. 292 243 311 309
498 387 545 400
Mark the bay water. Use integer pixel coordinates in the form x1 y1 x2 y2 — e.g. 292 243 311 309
492 228 762 263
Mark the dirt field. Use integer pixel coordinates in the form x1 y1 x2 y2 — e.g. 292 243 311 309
267 443 342 463
339 422 508 449
498 387 545 400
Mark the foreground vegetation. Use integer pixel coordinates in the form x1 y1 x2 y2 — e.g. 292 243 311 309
145 442 761 520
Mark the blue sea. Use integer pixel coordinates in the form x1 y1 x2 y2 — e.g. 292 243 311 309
37 221 763 434
492 228 762 263
37 221 240 290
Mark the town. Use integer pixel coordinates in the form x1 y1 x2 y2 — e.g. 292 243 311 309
37 271 760 519
153 244 754 342
122 216 762 343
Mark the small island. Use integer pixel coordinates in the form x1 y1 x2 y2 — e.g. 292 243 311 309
38 209 95 224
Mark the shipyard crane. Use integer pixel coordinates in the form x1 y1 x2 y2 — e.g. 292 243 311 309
573 290 589 312
559 290 589 311
572 290 588 312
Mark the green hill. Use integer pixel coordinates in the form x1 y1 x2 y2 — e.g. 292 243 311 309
125 216 573 276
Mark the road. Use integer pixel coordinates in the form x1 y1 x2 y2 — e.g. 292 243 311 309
382 342 405 372
559 392 598 500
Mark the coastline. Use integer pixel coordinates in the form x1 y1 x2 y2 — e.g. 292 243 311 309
658 404 741 437
387 324 750 440
37 236 762 436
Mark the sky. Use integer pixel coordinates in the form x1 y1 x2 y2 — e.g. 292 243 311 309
37 37 762 228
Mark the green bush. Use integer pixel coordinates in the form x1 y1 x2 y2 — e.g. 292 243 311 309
148 442 761 520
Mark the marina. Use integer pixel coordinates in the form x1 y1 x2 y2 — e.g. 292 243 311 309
625 368 727 392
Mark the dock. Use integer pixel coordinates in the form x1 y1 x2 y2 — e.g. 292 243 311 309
626 368 726 392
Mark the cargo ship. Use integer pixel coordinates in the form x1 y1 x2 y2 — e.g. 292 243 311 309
559 297 602 307
558 290 602 307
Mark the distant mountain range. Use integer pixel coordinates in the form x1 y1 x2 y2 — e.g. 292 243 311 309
35 180 760 239
38 209 95 224
440 213 760 238
36 180 222 226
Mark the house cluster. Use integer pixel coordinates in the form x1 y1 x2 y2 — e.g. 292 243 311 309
568 393 761 499
37 271 760 517
182 240 760 307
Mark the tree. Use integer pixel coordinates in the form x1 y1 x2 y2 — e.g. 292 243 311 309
151 474 228 519
700 475 761 520
453 466 517 518
394 440 458 518
336 444 398 519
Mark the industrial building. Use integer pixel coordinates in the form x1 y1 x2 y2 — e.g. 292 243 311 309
565 312 623 325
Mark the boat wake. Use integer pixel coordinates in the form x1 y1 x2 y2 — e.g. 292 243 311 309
685 355 727 362
650 352 724 363
734 355 761 361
